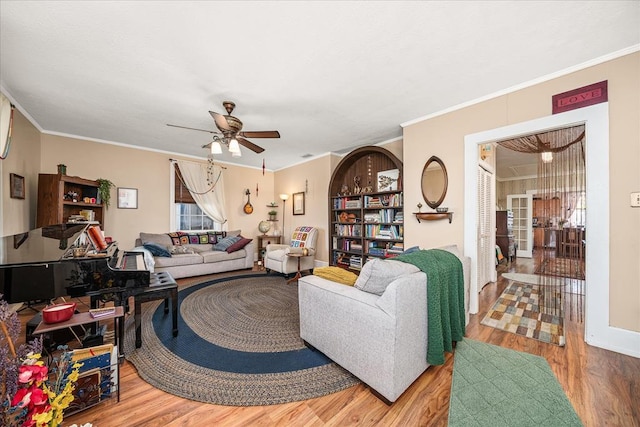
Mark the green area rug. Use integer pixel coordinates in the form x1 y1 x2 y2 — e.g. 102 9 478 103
448 339 582 426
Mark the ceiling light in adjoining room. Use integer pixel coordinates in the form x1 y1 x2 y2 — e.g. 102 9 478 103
541 152 553 163
228 138 241 154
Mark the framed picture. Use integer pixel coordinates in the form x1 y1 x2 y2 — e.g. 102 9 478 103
293 192 305 215
9 173 24 199
117 187 138 209
377 168 400 192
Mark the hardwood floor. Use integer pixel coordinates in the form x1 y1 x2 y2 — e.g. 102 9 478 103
14 262 640 426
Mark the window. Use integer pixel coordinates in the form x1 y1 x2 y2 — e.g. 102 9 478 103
174 165 221 231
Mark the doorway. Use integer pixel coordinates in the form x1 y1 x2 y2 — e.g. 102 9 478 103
464 103 616 351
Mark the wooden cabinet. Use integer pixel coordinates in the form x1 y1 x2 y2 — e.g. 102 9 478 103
496 210 515 261
328 147 403 272
36 174 105 228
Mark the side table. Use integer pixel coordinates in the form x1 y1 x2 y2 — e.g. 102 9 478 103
286 253 310 284
33 306 125 403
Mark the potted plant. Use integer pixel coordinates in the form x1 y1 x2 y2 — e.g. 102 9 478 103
268 210 278 221
96 178 114 208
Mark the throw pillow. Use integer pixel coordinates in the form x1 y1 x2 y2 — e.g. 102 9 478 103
226 237 252 253
212 236 241 251
143 242 172 258
402 245 421 254
354 258 420 295
170 245 195 255
313 266 357 286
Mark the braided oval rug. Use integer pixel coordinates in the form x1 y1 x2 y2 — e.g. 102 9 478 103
123 273 359 406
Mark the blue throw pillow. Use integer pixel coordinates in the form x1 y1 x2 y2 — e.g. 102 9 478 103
402 246 421 255
212 236 241 251
143 243 172 257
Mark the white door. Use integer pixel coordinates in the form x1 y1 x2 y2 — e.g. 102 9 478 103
477 166 495 287
507 194 533 258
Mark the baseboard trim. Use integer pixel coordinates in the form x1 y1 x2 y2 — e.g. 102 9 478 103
586 326 640 359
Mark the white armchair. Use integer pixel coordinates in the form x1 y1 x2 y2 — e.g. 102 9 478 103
265 226 318 276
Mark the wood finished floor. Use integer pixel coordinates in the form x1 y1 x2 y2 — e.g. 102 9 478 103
16 260 640 427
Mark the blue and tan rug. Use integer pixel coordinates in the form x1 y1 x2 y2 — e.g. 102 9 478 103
123 273 359 406
448 339 582 426
481 282 565 346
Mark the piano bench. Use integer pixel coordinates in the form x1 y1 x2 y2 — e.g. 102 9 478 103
132 272 178 349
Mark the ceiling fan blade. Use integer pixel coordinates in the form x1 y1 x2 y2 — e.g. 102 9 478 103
167 123 221 134
237 136 265 153
209 111 232 131
239 130 280 139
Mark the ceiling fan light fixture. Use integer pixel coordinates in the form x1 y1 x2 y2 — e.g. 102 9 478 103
228 138 241 154
231 149 242 158
211 140 223 154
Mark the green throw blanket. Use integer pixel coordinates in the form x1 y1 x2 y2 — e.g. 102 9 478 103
392 249 465 365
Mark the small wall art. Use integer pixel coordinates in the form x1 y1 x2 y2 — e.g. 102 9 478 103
117 187 138 209
293 192 305 215
10 173 24 199
377 168 400 192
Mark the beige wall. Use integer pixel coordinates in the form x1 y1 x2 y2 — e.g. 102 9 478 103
274 154 334 263
403 52 640 332
2 133 276 258
1 110 41 236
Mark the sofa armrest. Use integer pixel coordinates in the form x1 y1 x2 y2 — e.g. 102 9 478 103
375 272 427 318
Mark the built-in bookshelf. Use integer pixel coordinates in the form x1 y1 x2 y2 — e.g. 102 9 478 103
328 146 403 272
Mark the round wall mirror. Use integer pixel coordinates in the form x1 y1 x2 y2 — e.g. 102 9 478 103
421 156 448 209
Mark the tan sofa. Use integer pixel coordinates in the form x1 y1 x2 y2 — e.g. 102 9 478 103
135 230 254 279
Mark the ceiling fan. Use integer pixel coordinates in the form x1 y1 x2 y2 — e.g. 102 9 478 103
167 101 280 155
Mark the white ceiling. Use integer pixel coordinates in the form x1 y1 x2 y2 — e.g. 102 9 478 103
1 1 638 172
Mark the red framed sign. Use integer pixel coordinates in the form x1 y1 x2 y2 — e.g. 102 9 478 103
552 80 607 114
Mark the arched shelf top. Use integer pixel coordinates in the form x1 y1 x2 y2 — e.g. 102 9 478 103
328 146 403 197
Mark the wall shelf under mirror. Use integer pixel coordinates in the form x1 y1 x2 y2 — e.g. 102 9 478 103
413 212 453 223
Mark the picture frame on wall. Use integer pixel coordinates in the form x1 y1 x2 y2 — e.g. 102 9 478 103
9 173 24 199
377 168 400 192
293 192 305 215
117 187 138 209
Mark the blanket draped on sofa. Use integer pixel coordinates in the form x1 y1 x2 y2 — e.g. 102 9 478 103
392 249 465 365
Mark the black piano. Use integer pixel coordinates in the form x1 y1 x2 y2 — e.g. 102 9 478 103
1 223 178 351
0 223 150 305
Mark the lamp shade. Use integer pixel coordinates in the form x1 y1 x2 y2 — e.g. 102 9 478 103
211 141 223 154
280 193 289 201
228 138 241 154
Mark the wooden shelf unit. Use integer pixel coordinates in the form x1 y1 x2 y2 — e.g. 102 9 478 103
36 174 105 228
328 146 403 272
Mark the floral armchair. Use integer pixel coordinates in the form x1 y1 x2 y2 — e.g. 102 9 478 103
264 226 318 276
